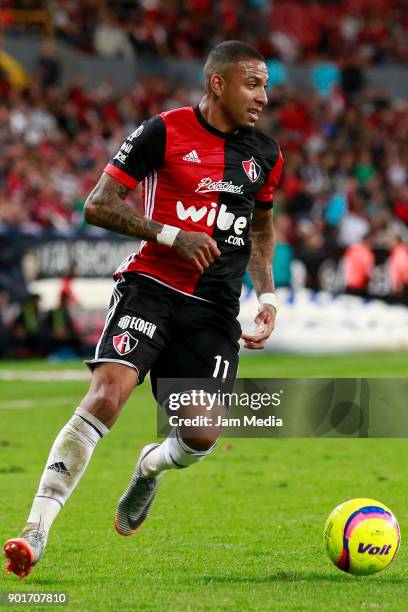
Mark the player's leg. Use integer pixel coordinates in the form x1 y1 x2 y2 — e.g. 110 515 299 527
5 275 171 576
4 363 137 579
3 277 161 579
143 330 238 475
114 388 226 536
115 301 240 536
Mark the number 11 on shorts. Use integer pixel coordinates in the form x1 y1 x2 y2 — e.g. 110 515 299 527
212 355 229 379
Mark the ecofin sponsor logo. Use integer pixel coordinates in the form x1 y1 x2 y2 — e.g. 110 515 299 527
118 315 157 339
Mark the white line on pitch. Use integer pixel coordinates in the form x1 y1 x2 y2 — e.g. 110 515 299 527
0 397 79 410
0 371 90 381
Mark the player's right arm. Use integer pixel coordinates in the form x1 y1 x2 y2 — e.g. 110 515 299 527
84 175 219 272
84 117 220 272
84 173 162 240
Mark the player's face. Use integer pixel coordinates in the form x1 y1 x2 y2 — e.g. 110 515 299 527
221 60 269 129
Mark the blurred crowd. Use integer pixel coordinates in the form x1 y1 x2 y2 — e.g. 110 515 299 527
1 41 408 297
3 0 408 64
1 0 408 360
0 273 89 360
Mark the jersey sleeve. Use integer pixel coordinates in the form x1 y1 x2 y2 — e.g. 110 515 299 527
254 148 284 210
103 115 166 190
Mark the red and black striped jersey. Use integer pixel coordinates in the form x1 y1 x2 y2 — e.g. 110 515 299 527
104 105 283 315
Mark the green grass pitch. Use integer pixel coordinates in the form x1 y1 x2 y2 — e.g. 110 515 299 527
0 353 407 610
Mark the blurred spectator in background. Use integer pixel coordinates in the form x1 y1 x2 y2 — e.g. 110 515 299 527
388 234 408 301
93 9 135 61
296 221 327 291
338 190 371 247
37 39 61 90
273 213 294 288
340 58 365 98
60 265 79 306
343 233 375 297
393 185 408 225
311 60 340 98
45 292 82 358
11 294 45 358
0 291 12 358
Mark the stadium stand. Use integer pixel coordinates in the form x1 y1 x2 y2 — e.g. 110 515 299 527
1 1 407 63
0 0 407 357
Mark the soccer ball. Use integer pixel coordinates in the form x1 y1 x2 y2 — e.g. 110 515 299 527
323 498 400 576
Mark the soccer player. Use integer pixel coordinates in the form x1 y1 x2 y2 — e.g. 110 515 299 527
4 40 283 579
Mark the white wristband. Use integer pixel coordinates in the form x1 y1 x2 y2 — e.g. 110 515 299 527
157 224 180 247
259 292 278 311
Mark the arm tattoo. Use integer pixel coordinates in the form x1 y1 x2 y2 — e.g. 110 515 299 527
84 173 162 240
247 208 275 296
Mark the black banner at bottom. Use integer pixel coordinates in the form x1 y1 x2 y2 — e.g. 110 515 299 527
156 378 408 438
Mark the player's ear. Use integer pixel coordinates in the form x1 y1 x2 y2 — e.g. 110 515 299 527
210 74 224 98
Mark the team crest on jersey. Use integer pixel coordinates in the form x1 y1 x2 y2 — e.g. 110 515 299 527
242 157 261 183
113 331 138 356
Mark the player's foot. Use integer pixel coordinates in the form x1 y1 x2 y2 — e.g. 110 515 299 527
4 524 47 580
115 443 161 536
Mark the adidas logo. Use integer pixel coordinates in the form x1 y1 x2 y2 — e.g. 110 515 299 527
47 461 71 475
182 150 201 163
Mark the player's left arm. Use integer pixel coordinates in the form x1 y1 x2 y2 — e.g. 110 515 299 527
241 146 284 350
241 207 277 350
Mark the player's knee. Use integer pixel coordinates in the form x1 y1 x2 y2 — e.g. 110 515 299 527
90 390 120 421
182 434 218 452
82 379 122 427
81 364 137 427
177 395 225 452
